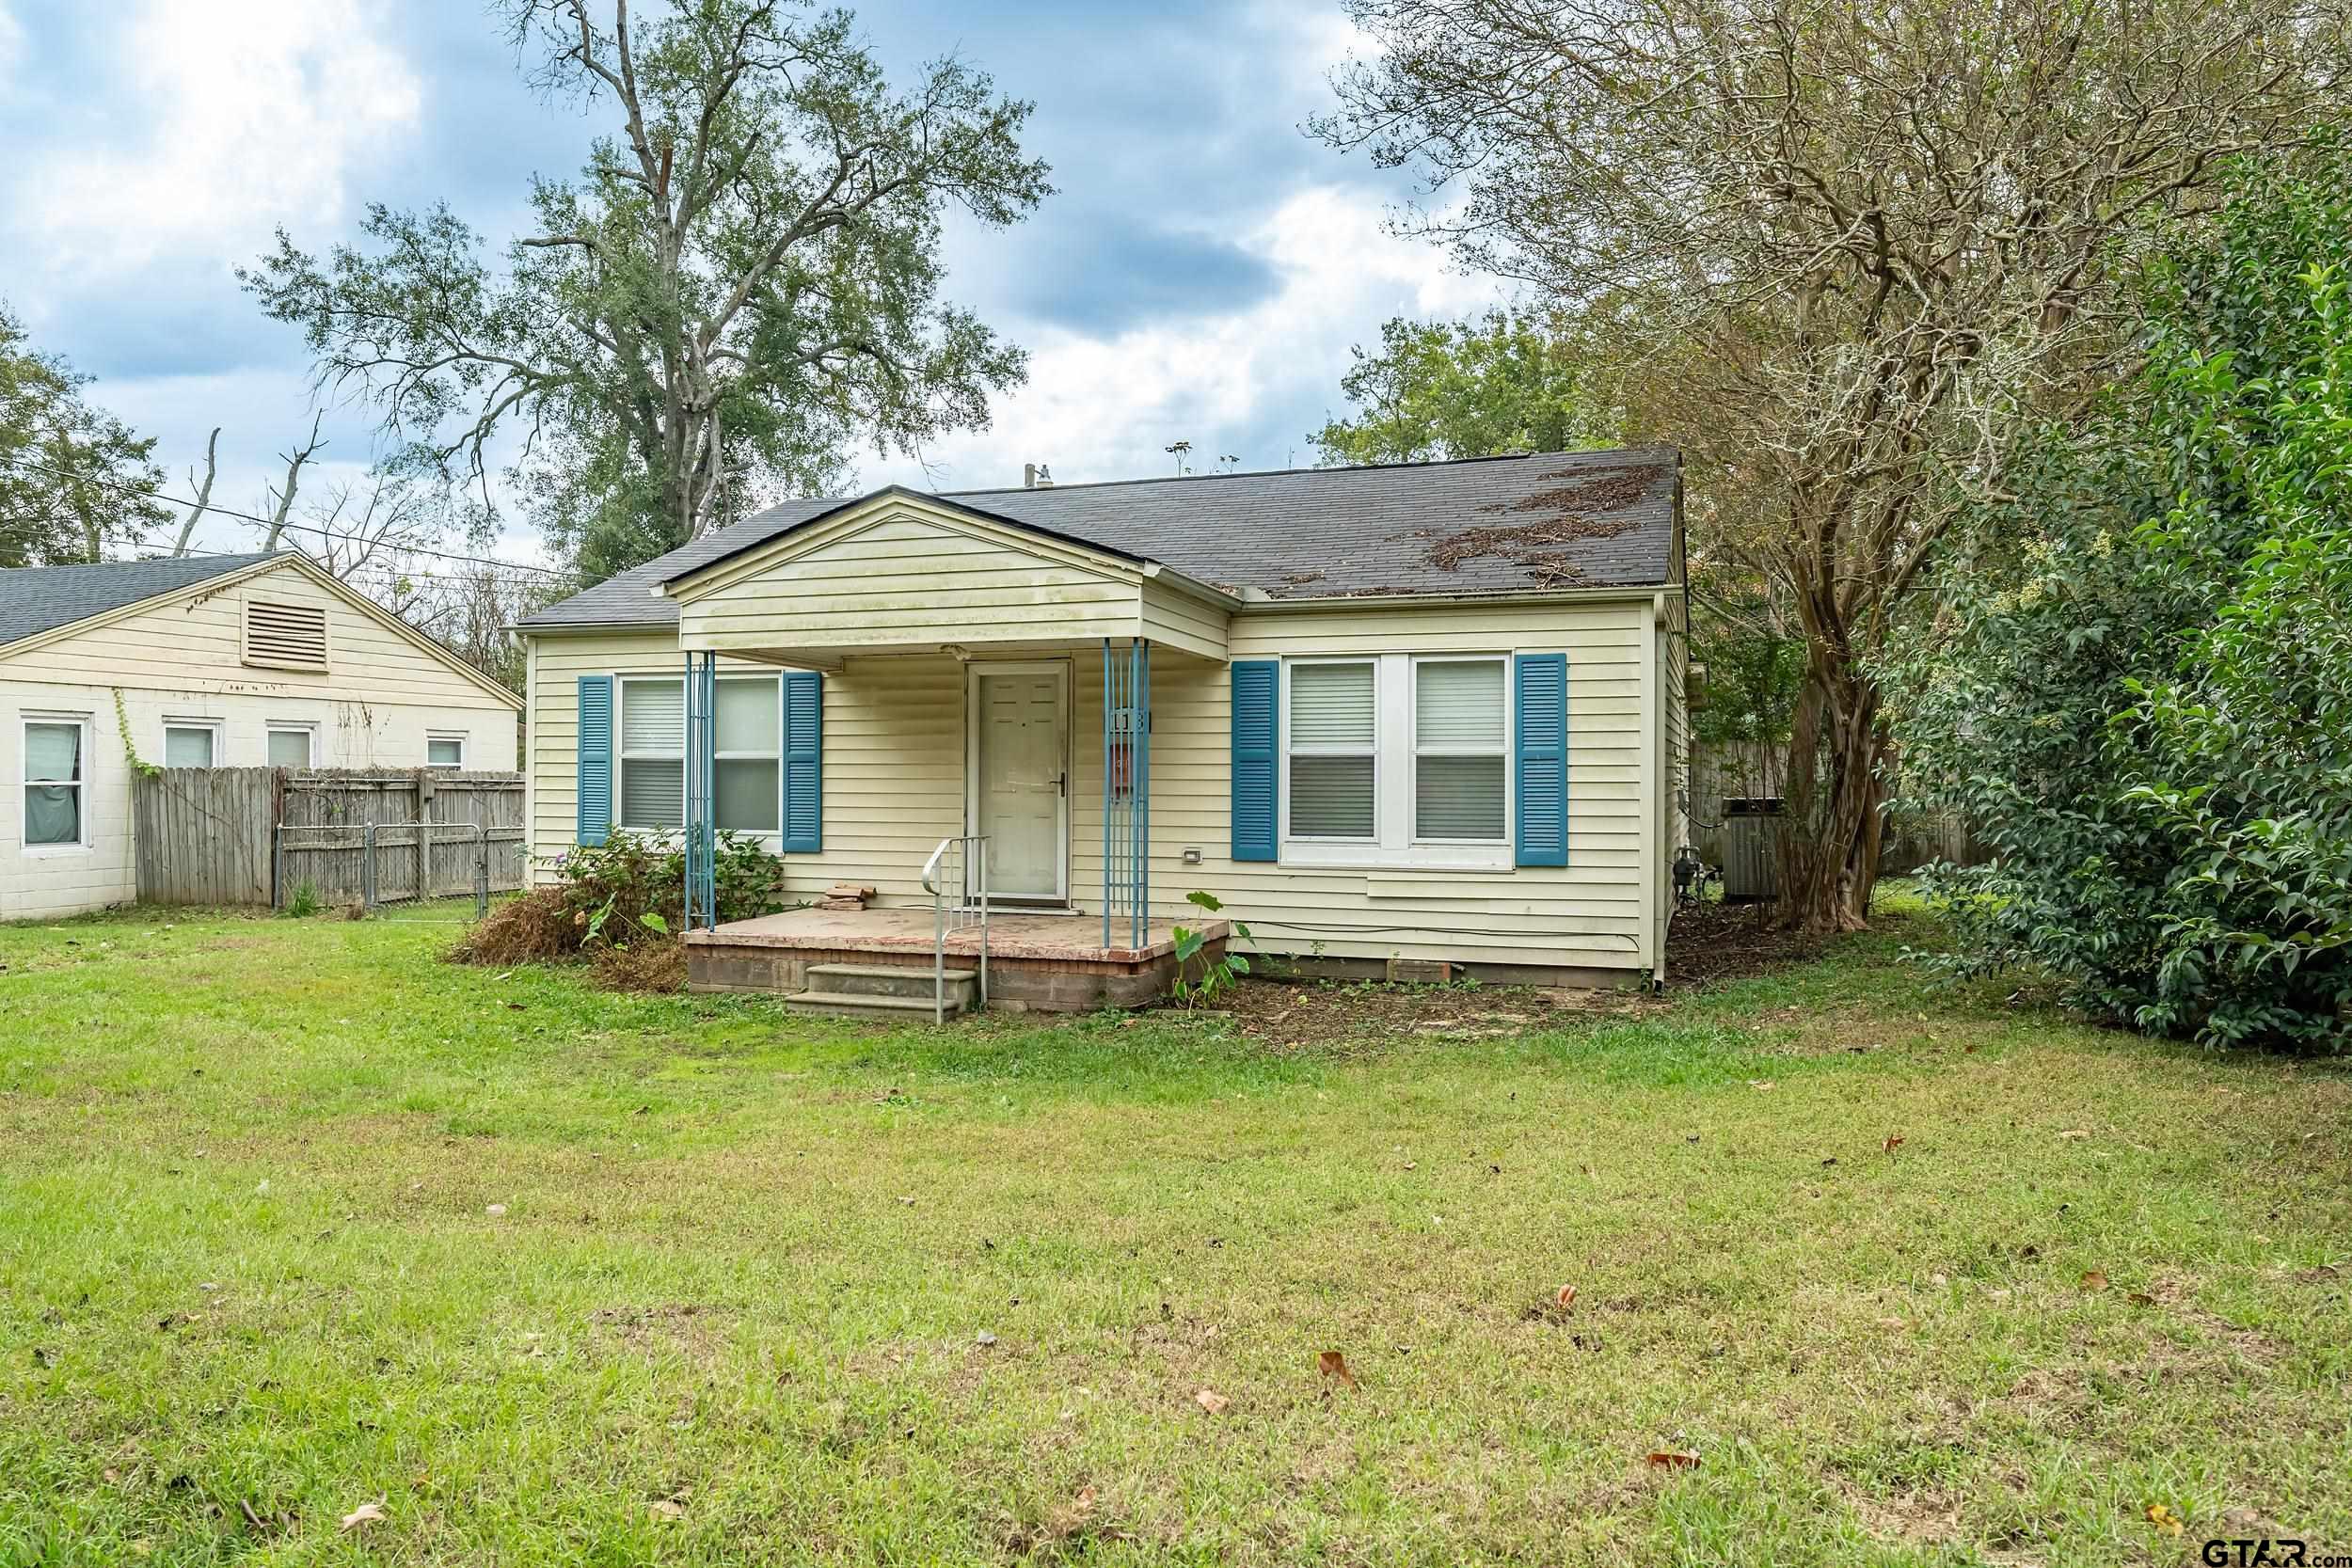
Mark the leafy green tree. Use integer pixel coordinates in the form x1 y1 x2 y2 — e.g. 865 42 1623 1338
1318 0 2346 932
245 0 1052 582
1890 155 2352 1049
1310 309 1607 466
0 304 169 565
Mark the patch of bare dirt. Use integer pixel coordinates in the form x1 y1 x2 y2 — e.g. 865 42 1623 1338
1830 1473 1966 1545
586 1303 726 1363
1665 900 1830 986
1208 976 1635 1046
1667 900 1920 989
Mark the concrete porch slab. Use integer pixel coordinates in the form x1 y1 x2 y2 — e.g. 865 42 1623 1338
683 905 1230 1011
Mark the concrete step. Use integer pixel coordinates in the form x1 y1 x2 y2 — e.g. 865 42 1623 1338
784 989 965 1022
806 962 976 1006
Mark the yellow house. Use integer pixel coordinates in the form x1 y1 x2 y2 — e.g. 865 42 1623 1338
1 551 524 920
516 449 1689 1012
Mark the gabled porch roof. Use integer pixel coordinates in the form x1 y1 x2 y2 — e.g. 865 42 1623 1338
654 489 1236 667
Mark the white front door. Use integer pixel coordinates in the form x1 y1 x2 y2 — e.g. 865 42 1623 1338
969 663 1068 902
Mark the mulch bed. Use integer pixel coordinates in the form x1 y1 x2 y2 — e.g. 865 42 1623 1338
1664 900 1833 988
1665 898 1917 989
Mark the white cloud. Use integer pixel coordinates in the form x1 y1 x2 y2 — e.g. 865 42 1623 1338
18 0 420 277
0 5 24 79
873 183 1500 491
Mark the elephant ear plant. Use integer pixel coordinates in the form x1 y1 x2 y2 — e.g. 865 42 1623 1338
1170 890 1252 1007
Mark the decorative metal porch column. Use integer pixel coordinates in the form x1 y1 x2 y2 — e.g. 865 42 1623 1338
1102 638 1151 951
682 650 718 930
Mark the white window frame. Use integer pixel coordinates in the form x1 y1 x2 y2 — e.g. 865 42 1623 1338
1408 654 1512 847
265 723 317 769
1279 656 1380 846
713 673 782 836
615 675 686 833
610 672 785 841
162 718 224 769
425 731 468 770
1279 652 1516 872
23 713 94 855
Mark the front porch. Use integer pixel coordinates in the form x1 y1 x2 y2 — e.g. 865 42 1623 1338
654 488 1245 1013
686 907 1229 1013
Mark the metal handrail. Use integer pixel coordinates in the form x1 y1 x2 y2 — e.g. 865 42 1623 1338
920 834 990 1023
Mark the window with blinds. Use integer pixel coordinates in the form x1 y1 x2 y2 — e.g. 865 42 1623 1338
616 674 781 833
1287 660 1376 838
243 598 329 670
1278 651 1520 868
1414 657 1507 841
618 677 686 830
714 677 780 832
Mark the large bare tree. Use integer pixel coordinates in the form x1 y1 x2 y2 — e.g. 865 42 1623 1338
244 0 1051 582
1317 0 2348 929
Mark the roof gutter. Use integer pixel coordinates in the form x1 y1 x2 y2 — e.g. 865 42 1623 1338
1138 562 1244 610
1232 580 1681 612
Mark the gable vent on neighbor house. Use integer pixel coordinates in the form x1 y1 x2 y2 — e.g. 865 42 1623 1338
242 597 329 671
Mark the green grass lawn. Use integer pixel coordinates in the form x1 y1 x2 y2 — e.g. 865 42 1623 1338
1 899 2347 1566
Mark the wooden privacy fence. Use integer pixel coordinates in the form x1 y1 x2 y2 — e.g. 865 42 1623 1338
132 768 527 910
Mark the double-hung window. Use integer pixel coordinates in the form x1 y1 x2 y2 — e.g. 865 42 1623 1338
24 716 90 849
615 673 782 835
1412 657 1508 842
714 678 781 833
1285 660 1377 840
617 677 687 831
1280 653 1515 867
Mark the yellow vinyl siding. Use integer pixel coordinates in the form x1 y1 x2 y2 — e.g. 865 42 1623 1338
672 509 1229 662
525 592 1674 974
527 632 964 899
1068 600 1654 972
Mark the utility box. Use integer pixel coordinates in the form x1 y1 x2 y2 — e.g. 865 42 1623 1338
1720 797 1784 902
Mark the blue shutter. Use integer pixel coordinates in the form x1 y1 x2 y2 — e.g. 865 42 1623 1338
782 670 823 853
1231 660 1279 862
577 675 613 847
1514 654 1567 866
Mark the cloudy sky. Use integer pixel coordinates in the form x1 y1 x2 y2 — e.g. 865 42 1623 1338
0 0 1503 564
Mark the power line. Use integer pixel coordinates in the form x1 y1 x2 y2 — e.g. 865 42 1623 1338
0 451 564 577
147 541 564 592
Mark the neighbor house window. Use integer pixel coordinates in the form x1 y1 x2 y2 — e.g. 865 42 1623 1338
1285 660 1376 839
1412 657 1508 842
426 733 467 769
163 721 221 768
1281 653 1515 869
266 726 315 768
615 673 781 833
24 717 89 848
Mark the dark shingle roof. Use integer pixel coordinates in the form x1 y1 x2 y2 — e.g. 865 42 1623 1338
0 551 285 648
516 448 1679 631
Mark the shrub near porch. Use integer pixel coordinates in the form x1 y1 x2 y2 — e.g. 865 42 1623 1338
1 901 2348 1564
